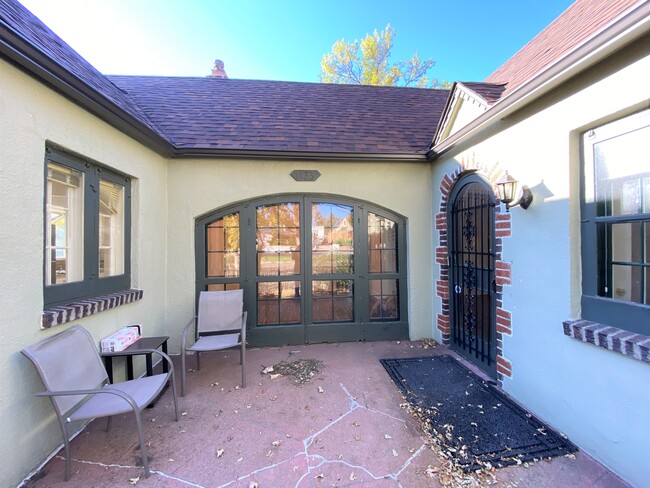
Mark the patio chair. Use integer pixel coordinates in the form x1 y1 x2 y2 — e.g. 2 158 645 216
181 289 247 396
21 325 179 481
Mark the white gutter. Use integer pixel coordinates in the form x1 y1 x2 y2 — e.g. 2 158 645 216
429 0 650 159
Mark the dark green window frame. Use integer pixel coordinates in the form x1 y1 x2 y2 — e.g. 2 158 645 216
44 147 131 307
195 194 408 345
580 109 650 334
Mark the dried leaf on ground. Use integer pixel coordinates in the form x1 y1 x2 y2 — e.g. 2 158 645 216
216 449 225 458
265 359 323 384
129 476 140 485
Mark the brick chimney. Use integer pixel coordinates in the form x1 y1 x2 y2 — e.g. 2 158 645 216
210 59 228 78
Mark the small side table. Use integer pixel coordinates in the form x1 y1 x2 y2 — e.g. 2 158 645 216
101 336 169 384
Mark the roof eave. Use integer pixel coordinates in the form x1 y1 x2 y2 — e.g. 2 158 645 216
172 147 428 162
0 22 173 156
428 0 650 160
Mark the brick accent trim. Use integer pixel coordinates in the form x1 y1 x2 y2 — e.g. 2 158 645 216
42 289 144 328
563 319 650 363
435 158 514 384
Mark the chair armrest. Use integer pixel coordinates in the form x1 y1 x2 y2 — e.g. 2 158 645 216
181 317 196 351
36 387 140 413
126 349 176 374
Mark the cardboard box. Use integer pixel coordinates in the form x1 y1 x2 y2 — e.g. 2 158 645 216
100 324 142 352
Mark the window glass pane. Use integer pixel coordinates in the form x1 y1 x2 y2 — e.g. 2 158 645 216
594 124 650 217
45 162 84 285
207 213 240 278
611 265 642 303
98 179 125 278
611 222 642 263
312 203 354 275
598 222 647 304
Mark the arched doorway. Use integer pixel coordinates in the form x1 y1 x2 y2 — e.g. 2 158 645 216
447 173 497 377
195 195 409 346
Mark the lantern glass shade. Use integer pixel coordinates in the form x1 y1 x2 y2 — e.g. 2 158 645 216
496 171 518 204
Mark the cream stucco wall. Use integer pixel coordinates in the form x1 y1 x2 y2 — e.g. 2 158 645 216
431 38 650 487
164 159 434 347
0 59 169 487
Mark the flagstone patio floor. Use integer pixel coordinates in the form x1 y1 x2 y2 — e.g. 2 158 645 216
22 340 630 488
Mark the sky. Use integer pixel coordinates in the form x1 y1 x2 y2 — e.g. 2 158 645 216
19 0 575 84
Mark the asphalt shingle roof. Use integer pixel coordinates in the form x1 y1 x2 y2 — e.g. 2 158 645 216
486 0 643 98
108 76 449 155
460 82 507 105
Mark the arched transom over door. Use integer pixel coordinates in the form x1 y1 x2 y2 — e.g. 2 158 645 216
447 174 497 378
195 195 409 346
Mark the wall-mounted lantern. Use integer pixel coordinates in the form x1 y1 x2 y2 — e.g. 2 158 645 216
496 171 533 211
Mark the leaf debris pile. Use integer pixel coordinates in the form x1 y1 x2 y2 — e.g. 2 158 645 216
261 359 323 384
401 399 549 487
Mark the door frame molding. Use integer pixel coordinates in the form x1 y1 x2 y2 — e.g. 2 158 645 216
194 193 409 346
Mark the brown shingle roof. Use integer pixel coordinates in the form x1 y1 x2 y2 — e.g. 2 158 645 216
459 82 507 105
486 0 643 98
108 76 449 155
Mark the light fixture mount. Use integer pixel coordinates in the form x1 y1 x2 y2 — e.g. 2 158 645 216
496 171 533 211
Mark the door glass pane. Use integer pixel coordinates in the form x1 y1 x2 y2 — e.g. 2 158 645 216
368 213 397 273
207 213 240 277
312 203 353 275
257 203 300 276
257 281 301 326
369 279 398 320
45 162 84 285
207 283 240 291
312 280 353 322
98 179 125 278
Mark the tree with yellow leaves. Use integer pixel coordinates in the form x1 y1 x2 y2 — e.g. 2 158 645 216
320 23 448 88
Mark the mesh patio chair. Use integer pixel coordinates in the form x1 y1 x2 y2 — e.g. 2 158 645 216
21 325 179 481
181 289 247 396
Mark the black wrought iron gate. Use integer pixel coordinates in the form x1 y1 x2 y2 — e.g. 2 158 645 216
448 175 497 377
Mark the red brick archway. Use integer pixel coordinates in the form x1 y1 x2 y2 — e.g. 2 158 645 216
435 159 514 383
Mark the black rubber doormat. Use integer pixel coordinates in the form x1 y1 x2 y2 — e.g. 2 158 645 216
381 355 576 471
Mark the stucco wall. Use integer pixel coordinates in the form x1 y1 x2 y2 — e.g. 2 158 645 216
165 159 434 346
431 39 650 487
0 59 169 487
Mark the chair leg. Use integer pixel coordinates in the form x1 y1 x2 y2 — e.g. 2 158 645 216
57 418 71 481
106 415 112 432
181 349 186 397
169 365 180 421
196 351 201 371
133 409 150 477
241 344 246 388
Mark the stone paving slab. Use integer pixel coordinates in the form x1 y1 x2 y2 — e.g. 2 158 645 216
22 341 630 488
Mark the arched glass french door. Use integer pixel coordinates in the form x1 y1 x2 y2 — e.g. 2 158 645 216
195 195 408 346
447 174 497 377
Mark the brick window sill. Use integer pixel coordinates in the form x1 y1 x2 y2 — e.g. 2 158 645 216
42 289 143 329
563 319 650 363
